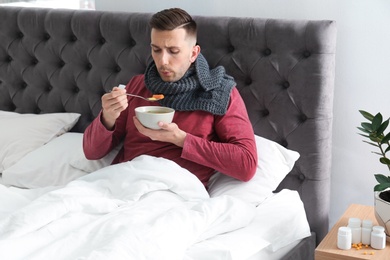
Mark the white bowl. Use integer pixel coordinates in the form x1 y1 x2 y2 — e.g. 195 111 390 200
135 106 175 129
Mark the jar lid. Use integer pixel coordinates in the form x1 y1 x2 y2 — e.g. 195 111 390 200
348 217 361 228
338 226 352 236
372 225 385 233
362 219 373 228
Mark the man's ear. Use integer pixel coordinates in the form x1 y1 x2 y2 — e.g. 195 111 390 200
190 45 201 63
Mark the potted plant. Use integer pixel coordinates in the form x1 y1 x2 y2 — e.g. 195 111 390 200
357 110 390 241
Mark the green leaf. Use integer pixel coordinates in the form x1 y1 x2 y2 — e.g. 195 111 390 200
376 119 389 136
358 133 370 139
369 135 381 143
372 113 383 131
380 157 390 165
357 127 371 134
362 140 379 147
361 122 373 131
374 174 390 184
374 183 390 192
359 110 374 121
382 132 390 144
385 146 390 153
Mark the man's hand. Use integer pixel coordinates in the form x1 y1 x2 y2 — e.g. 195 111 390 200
133 116 187 147
101 86 128 130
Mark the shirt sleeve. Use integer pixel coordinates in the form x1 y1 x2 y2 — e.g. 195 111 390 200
83 109 128 160
181 88 258 182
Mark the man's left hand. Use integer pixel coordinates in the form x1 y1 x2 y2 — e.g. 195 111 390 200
133 116 187 147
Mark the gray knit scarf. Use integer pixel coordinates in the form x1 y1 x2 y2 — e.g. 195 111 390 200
144 53 235 115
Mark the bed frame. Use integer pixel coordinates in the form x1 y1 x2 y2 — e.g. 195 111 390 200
0 6 336 259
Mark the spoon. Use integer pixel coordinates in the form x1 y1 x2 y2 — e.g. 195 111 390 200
125 93 164 102
117 84 164 102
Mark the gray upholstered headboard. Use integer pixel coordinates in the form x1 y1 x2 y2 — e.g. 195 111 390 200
0 7 336 243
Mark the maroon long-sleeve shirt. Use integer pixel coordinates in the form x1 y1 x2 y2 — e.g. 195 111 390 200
83 75 257 185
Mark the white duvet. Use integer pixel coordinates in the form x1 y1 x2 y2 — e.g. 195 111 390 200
0 155 256 260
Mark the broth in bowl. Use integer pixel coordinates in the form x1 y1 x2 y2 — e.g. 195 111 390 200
146 111 169 114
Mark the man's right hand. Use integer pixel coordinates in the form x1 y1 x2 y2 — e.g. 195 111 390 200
101 86 128 130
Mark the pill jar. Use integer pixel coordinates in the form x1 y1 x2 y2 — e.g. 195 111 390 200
371 225 386 250
361 219 373 245
348 217 362 244
337 226 352 250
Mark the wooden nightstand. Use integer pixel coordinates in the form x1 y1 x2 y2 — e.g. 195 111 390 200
315 204 390 260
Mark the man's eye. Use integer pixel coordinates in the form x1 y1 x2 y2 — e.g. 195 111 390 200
170 50 179 54
152 49 161 53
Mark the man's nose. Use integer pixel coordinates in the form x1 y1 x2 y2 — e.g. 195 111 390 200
160 51 169 65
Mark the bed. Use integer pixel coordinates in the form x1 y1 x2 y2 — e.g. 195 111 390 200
0 6 336 260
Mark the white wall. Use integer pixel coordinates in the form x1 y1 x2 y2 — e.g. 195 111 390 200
95 0 390 229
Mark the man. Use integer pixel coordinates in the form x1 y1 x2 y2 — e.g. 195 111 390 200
83 8 257 186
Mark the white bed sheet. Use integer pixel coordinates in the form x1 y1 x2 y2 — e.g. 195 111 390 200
247 239 302 260
185 189 310 260
0 156 310 260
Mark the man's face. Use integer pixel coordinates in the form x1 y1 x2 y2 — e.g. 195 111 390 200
150 28 199 82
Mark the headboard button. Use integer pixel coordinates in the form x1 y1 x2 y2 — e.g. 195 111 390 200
262 109 269 117
59 60 65 67
282 81 290 88
115 66 121 72
21 82 27 88
18 32 24 38
70 35 77 42
228 45 235 52
86 63 92 70
245 78 252 85
6 56 12 62
44 33 50 40
263 48 272 56
303 51 311 58
300 114 307 122
32 58 38 65
47 85 53 91
100 38 106 44
35 108 41 114
281 139 288 147
74 87 80 93
299 174 306 181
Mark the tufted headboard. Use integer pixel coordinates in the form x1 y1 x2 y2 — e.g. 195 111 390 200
0 7 336 244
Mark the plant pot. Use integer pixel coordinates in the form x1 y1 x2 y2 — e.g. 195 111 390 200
374 189 390 242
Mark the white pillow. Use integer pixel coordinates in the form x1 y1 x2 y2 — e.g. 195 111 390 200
0 111 80 172
2 133 86 188
69 141 122 173
207 135 300 205
2 133 120 188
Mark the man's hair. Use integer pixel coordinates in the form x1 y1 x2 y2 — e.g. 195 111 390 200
149 8 197 39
